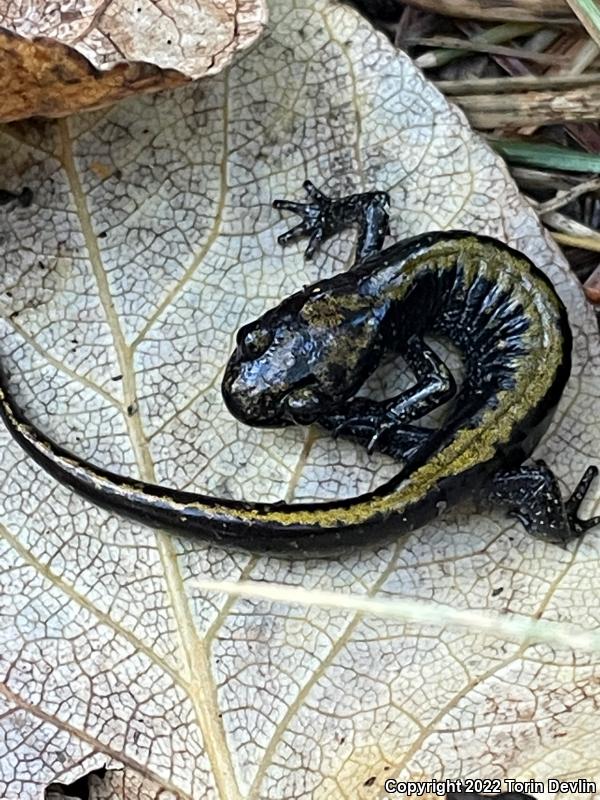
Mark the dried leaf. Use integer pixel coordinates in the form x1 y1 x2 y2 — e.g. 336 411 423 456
583 263 600 300
1 0 599 797
0 0 267 122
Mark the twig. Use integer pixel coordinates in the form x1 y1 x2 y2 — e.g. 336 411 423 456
541 208 600 239
535 176 600 213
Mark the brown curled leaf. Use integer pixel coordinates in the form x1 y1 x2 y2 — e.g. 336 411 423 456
583 263 600 303
0 0 267 122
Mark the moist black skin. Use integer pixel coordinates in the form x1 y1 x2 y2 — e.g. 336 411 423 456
0 187 32 209
1 181 598 554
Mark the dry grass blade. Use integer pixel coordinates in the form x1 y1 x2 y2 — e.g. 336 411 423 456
414 21 542 68
408 34 567 63
360 3 599 318
437 71 600 93
564 36 600 72
515 34 600 136
455 84 600 127
511 166 585 188
193 579 600 653
553 231 600 252
389 0 573 23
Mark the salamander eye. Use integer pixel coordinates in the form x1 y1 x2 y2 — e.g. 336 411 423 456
237 325 272 360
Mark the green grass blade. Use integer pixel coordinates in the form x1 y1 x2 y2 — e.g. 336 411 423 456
489 137 600 172
565 0 600 47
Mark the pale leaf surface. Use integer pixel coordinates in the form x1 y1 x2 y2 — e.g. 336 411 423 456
1 1 599 798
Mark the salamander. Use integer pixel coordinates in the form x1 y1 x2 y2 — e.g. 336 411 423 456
0 186 32 209
1 180 598 554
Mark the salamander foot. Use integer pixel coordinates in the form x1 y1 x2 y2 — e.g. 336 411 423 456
273 180 390 261
489 460 600 544
0 187 32 208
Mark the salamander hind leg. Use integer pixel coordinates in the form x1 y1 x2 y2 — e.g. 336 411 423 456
488 460 600 545
273 180 390 261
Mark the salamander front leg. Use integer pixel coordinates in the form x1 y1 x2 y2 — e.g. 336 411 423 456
273 180 390 261
488 461 600 544
366 335 456 453
319 398 434 462
320 335 455 458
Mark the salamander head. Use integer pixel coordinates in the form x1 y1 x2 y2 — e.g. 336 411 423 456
222 279 385 427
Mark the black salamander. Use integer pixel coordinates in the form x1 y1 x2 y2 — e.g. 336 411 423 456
1 181 598 553
0 187 32 210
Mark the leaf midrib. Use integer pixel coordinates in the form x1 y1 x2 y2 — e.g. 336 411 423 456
57 115 243 800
